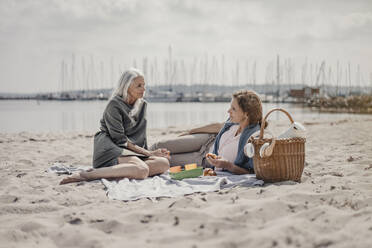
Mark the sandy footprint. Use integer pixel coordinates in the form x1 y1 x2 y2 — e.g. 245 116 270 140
89 219 139 235
16 159 35 166
0 194 19 204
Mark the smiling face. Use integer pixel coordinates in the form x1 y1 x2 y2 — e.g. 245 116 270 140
127 76 146 103
227 97 248 124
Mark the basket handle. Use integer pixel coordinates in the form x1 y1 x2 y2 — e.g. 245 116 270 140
259 108 294 139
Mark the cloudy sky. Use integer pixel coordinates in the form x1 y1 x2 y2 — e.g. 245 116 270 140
0 0 371 93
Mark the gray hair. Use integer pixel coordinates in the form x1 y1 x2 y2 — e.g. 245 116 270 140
111 68 145 117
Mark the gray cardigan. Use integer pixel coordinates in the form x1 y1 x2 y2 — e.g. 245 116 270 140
92 96 148 168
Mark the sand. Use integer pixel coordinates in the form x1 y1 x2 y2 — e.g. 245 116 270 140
1 116 372 248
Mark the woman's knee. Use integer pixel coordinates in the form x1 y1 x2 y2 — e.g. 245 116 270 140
154 156 170 172
118 156 150 179
136 164 150 179
133 158 150 179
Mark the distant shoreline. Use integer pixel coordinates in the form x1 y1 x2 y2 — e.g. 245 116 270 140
312 107 372 114
307 95 372 115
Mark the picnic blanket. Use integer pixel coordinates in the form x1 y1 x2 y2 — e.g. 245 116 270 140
49 163 264 201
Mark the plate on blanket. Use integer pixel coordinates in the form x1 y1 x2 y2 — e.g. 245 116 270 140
169 167 203 180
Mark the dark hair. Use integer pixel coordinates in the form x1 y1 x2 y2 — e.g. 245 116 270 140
232 90 268 128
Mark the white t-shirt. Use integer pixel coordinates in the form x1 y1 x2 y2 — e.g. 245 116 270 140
209 125 241 169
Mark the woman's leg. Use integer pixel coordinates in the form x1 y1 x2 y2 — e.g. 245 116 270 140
150 133 214 154
150 133 216 167
82 156 149 180
143 156 170 176
60 156 168 184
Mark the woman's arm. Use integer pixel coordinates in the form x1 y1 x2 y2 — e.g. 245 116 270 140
103 103 130 148
223 161 251 175
127 142 152 156
127 142 170 158
206 156 250 175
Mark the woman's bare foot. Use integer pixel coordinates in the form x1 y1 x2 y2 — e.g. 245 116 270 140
59 173 86 185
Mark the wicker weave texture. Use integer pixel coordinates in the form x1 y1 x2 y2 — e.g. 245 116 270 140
251 108 306 183
252 138 305 182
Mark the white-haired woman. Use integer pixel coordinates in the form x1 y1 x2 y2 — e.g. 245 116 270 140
60 68 170 184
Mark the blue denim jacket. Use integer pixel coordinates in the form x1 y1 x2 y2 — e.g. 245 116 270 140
213 122 260 171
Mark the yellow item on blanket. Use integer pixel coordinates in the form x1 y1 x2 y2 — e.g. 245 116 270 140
169 166 182 173
185 163 197 170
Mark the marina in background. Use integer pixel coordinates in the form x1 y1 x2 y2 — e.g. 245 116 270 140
1 48 371 104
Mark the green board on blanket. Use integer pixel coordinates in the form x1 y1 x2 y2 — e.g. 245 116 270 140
169 167 203 180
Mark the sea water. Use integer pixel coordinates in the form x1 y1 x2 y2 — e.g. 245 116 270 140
0 100 362 133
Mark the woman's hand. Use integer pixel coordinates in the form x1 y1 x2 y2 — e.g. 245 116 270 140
205 154 231 170
205 153 250 175
150 148 170 159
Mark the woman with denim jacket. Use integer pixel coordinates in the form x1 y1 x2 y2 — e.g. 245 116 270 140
151 90 267 174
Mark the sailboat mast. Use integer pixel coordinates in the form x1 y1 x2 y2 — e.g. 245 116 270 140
348 62 351 96
60 60 65 94
110 57 114 89
252 60 257 90
71 54 76 93
221 54 225 86
81 57 86 93
168 45 172 90
276 55 280 101
236 59 239 88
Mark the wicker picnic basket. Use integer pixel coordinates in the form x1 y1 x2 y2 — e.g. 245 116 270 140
249 108 306 182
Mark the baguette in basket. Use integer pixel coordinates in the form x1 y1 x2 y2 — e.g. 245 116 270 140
245 122 306 158
277 122 306 139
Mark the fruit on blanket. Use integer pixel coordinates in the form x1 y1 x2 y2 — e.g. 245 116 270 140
169 166 182 173
209 170 217 176
185 163 197 170
206 153 217 159
203 168 217 176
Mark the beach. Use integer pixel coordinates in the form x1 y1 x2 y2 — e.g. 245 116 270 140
0 116 372 248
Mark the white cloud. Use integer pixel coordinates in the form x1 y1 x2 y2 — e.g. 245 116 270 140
0 0 371 92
